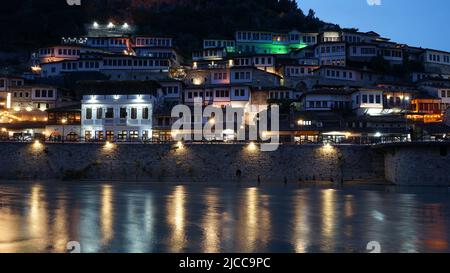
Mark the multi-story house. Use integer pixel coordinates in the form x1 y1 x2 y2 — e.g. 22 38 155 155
301 89 352 112
418 78 450 111
351 88 385 116
0 76 25 109
46 104 82 141
80 81 160 141
314 42 346 66
421 49 450 75
235 30 315 55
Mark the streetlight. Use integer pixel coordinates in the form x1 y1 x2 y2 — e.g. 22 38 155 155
61 118 67 143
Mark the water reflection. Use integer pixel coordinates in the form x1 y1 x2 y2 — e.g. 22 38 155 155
292 191 310 253
28 184 49 252
101 185 114 245
0 182 450 253
202 188 220 253
321 189 337 252
51 196 69 252
166 185 186 252
0 186 21 252
237 187 271 252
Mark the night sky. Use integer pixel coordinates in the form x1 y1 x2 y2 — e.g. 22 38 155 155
299 0 450 51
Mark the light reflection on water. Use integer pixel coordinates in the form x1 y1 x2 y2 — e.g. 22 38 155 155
0 182 450 253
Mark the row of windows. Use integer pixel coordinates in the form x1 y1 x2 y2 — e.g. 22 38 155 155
62 62 99 70
85 130 151 141
318 45 345 54
351 47 377 55
325 69 354 79
61 59 170 70
35 89 54 98
102 59 169 67
269 92 290 100
322 36 340 42
441 90 450 98
308 101 330 108
85 107 150 120
429 53 450 63
204 40 235 48
13 89 54 98
39 48 55 55
135 38 171 47
213 72 228 81
237 32 276 42
187 90 232 99
163 86 179 95
289 34 317 44
343 35 363 43
0 79 24 88
58 48 80 56
139 52 174 59
320 59 346 66
357 94 382 104
234 71 251 80
89 38 128 46
285 67 313 76
381 49 402 58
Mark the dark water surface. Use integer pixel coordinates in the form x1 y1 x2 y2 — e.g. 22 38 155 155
0 181 449 253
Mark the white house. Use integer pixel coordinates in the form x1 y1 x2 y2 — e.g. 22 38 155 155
301 89 352 111
80 81 160 141
352 88 384 116
314 42 346 66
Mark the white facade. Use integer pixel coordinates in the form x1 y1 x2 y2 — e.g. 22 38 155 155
315 43 346 66
203 39 235 49
302 92 351 111
352 89 384 116
81 94 156 141
40 56 170 78
423 49 450 66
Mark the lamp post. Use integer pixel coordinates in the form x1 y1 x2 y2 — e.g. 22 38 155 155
61 118 67 143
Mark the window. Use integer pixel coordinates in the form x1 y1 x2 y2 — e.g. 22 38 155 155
96 108 103 119
131 108 137 119
142 107 149 119
130 131 139 141
106 108 114 119
106 131 114 141
35 90 41 97
362 95 368 103
85 131 92 140
118 130 127 141
95 131 104 140
42 90 47 97
86 108 92 120
376 95 381 104
120 107 127 119
48 90 54 98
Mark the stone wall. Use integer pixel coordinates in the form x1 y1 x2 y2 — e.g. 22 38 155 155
382 143 450 186
0 142 384 183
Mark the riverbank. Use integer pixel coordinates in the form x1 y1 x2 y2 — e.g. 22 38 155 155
0 142 384 184
1 142 449 186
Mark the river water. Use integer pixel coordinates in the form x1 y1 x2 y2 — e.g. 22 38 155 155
0 181 449 253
